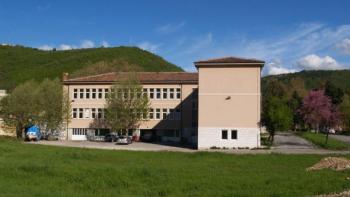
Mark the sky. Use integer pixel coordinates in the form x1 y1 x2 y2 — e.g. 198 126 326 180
1 0 350 75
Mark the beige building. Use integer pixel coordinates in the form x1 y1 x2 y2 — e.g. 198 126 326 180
63 56 264 149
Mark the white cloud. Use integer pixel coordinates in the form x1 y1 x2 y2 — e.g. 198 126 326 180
336 38 350 55
80 40 95 48
156 22 186 34
264 59 298 76
137 41 161 53
297 54 344 70
58 44 75 50
101 41 110 47
38 45 53 51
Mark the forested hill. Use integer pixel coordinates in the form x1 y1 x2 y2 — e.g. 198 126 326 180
262 70 350 94
0 45 182 90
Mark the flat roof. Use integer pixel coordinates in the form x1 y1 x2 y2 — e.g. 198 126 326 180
63 72 198 85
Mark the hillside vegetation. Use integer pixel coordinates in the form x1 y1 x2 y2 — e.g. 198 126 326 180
0 45 182 90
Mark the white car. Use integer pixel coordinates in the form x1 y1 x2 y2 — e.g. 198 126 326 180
116 136 132 145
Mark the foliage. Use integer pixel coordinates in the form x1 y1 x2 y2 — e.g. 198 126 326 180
300 90 341 132
262 97 293 142
299 132 350 150
325 81 344 105
0 79 71 138
0 45 182 90
105 73 150 134
340 94 350 130
288 91 304 130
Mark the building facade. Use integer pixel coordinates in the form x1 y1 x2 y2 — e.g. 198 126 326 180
63 57 264 149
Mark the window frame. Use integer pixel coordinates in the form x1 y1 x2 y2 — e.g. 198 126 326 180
231 130 238 140
221 130 228 140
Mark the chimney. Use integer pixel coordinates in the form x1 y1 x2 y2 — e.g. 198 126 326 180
62 73 69 81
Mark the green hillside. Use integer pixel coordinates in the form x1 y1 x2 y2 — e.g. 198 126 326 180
0 45 182 90
262 70 350 94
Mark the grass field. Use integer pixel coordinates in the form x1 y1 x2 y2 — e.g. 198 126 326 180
1 137 350 197
299 132 350 150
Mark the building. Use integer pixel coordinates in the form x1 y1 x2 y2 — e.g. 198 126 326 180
63 56 264 149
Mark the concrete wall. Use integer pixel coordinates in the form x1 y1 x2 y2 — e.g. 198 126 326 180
197 66 261 149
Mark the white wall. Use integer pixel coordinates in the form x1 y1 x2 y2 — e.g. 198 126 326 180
197 127 260 149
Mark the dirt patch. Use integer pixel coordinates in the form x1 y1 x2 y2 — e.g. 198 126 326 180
316 190 350 197
307 157 350 171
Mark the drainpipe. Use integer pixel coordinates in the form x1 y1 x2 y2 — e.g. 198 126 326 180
180 84 183 142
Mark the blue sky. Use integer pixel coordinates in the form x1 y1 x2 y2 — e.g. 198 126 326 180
1 0 350 75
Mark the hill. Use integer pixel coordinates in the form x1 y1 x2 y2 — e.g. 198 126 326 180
262 70 350 94
0 45 182 90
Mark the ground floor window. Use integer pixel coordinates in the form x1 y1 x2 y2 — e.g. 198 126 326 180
231 130 238 139
73 128 87 135
222 130 228 139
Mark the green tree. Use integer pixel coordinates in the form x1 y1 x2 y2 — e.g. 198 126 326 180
263 97 293 142
288 91 303 131
105 73 150 135
0 81 39 138
325 81 344 105
340 93 350 131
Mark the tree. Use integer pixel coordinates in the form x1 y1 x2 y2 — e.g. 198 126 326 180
339 94 350 131
263 97 293 142
105 73 150 135
325 81 344 105
288 91 303 131
0 81 39 138
300 90 341 133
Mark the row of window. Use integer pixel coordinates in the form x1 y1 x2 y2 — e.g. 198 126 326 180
72 128 88 135
73 88 182 100
72 108 181 120
221 130 238 140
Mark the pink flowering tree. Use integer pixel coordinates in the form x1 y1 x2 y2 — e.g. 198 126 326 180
300 89 342 144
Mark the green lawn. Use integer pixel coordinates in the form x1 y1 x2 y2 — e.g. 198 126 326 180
1 137 350 196
299 132 350 150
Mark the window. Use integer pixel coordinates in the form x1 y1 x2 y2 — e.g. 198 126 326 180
156 108 161 119
149 88 154 99
92 108 96 119
98 108 102 119
98 89 103 99
222 130 228 139
79 89 84 99
104 89 109 98
79 108 83 119
176 88 181 99
231 130 238 139
85 89 90 99
73 89 78 99
92 89 96 99
169 88 174 99
169 109 174 120
73 108 77 118
156 88 161 99
143 88 148 98
162 108 168 119
142 110 148 119
84 109 90 118
162 88 168 99
149 108 154 119
175 108 181 120
73 128 87 135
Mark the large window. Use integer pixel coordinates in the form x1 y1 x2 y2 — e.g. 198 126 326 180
73 128 87 135
231 130 238 139
222 130 228 139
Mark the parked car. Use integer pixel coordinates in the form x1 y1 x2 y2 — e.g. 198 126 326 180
104 134 118 142
116 135 132 144
25 125 41 141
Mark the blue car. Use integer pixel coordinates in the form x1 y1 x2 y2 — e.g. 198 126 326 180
25 125 41 141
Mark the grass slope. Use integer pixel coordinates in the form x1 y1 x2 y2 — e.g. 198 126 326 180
1 137 350 196
299 132 350 150
263 70 350 93
0 45 182 90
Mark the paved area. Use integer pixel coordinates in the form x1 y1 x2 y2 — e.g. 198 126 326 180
330 134 350 143
26 136 350 155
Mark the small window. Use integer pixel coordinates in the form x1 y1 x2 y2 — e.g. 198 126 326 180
176 88 181 99
222 130 228 139
92 108 96 119
231 130 238 139
156 108 161 119
104 89 109 98
97 108 102 119
85 89 90 99
143 88 148 98
162 108 167 119
149 108 154 119
79 108 84 119
163 88 168 99
98 89 103 99
149 88 154 99
73 89 78 99
79 89 84 99
72 108 77 118
92 89 96 99
169 88 174 99
156 88 161 99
